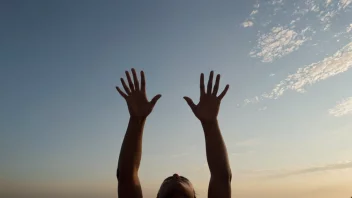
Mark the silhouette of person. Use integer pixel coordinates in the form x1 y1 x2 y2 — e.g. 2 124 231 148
116 68 232 198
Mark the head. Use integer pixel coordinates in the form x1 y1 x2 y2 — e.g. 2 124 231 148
157 174 196 198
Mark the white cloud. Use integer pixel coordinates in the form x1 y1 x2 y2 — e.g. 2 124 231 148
329 97 352 117
243 0 352 62
323 23 331 31
262 42 352 99
254 2 260 9
244 41 352 104
319 10 338 22
271 0 284 5
347 24 352 33
292 0 320 16
318 9 338 32
250 10 259 16
334 31 345 38
339 0 352 9
242 20 254 27
250 26 311 62
326 0 332 7
244 96 260 105
258 106 268 111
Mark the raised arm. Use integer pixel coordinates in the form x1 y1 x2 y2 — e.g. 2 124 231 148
115 68 161 198
184 71 231 198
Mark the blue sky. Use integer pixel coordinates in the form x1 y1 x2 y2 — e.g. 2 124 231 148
1 0 352 198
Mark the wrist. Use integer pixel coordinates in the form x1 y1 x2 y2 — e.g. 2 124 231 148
200 119 218 126
130 116 147 122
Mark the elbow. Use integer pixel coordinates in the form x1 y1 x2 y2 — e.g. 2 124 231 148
212 168 232 182
224 170 232 182
116 168 137 182
116 168 130 181
116 169 120 180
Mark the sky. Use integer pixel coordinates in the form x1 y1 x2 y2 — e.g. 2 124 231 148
1 0 352 198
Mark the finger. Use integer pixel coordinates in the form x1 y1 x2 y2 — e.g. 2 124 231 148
207 71 214 94
116 86 127 99
183 96 196 110
120 78 131 95
150 94 162 106
141 71 146 93
125 70 135 92
218 84 229 100
131 68 140 91
200 73 205 96
212 74 220 96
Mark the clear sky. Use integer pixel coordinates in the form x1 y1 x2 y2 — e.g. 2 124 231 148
1 0 352 198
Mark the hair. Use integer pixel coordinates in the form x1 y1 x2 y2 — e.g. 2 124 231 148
156 176 196 198
157 190 196 198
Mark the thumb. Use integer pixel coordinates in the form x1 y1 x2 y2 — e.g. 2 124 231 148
150 94 162 106
183 96 196 110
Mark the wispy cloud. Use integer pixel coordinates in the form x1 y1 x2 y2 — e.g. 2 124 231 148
319 9 338 31
338 0 352 10
347 24 352 33
254 2 260 9
244 41 352 104
272 161 352 178
271 0 284 6
263 41 352 99
240 160 352 178
250 26 311 62
250 10 258 16
243 0 352 62
241 2 260 28
328 97 352 117
242 20 254 28
326 0 333 7
258 106 268 111
244 96 260 106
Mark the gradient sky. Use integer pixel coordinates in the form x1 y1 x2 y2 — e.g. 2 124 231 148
1 0 352 198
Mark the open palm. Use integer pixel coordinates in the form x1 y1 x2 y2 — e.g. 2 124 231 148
116 68 161 118
184 71 229 122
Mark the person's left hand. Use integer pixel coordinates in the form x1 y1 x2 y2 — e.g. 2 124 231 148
116 68 161 119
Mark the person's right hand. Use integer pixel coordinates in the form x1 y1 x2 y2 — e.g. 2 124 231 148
116 68 161 119
184 71 229 122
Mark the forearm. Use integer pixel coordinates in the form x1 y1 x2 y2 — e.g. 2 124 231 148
202 120 231 180
117 117 146 180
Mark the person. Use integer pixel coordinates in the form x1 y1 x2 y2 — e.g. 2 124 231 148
116 68 232 198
